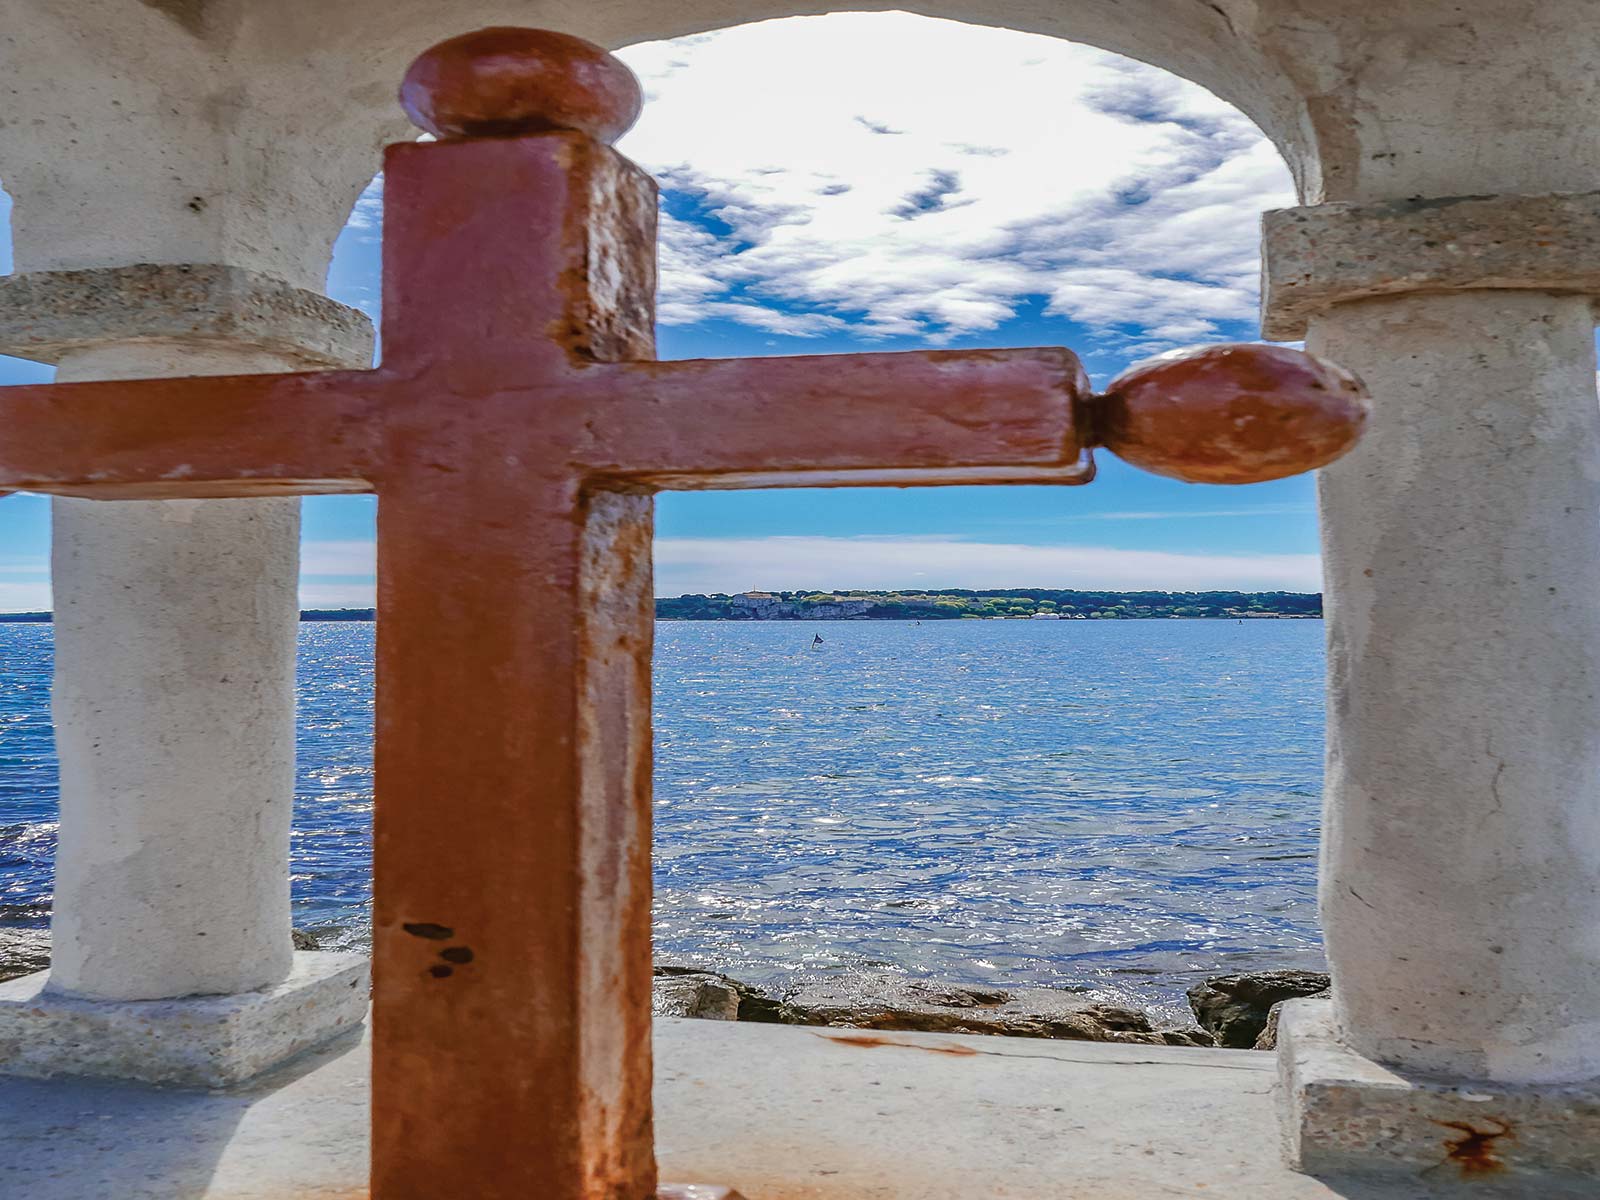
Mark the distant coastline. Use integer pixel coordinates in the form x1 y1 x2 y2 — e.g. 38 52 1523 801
657 589 1321 620
0 590 1323 623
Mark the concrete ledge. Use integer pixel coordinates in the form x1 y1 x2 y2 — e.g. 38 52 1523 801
0 264 374 367
3 1016 1597 1197
0 951 369 1087
1277 996 1600 1181
1261 191 1600 339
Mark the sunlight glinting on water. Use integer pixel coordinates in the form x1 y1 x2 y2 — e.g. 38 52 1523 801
0 618 1325 1024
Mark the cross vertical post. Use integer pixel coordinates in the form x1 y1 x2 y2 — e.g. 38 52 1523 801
370 108 662 1198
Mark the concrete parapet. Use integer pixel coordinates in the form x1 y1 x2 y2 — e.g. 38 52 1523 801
1262 191 1600 340
0 952 369 1088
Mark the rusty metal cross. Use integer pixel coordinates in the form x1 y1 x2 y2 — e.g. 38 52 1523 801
0 28 1365 1200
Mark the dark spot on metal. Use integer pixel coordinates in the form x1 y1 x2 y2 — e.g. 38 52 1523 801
1435 1118 1513 1174
403 922 455 940
440 946 475 964
429 965 454 979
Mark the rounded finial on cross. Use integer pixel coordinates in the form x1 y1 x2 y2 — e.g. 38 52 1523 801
400 27 643 144
1092 344 1369 484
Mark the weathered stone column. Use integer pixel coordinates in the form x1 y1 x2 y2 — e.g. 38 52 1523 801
51 394 300 1002
7 274 371 1002
0 4 396 1083
0 270 374 1084
1264 195 1600 1174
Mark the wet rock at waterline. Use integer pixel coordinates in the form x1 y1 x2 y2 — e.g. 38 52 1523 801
652 970 741 1020
0 928 50 983
653 965 787 1023
780 973 1214 1046
1187 970 1330 1049
0 927 325 986
1255 1001 1288 1051
0 927 1312 1054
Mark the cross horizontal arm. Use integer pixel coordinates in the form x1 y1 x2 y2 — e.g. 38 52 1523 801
0 370 387 498
576 348 1094 489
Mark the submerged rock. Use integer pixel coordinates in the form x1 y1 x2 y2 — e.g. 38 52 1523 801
1187 970 1330 1048
776 972 1213 1046
292 928 321 951
0 927 51 983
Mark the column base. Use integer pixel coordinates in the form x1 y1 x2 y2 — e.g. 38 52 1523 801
0 951 368 1088
1277 997 1600 1179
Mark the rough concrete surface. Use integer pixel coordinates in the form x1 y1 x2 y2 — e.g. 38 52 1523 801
0 265 374 367
1 1017 1593 1199
1310 292 1600 1089
1279 998 1600 1179
0 953 369 1088
776 971 1214 1045
1262 192 1600 339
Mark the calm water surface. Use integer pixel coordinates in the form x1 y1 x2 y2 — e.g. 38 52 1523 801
0 619 1326 1020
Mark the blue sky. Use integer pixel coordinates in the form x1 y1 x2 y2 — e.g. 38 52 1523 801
0 12 1325 611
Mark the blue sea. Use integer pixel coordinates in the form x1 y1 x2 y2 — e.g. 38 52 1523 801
0 619 1327 1022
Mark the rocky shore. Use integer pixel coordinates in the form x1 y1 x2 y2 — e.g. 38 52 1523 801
652 964 1332 1050
1 927 1327 1050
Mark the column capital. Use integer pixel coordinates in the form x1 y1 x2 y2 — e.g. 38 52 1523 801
1261 191 1600 340
0 264 374 369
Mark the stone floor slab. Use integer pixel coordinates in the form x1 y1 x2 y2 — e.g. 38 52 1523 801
1278 997 1600 1181
1 1015 1595 1198
0 951 369 1088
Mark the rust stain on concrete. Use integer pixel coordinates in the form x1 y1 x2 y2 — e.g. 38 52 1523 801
820 1033 981 1057
1435 1117 1514 1174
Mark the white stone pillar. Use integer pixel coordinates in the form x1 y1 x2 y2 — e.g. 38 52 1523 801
0 0 390 1085
46 344 306 1001
1313 290 1600 1084
0 272 375 1086
1262 194 1600 1173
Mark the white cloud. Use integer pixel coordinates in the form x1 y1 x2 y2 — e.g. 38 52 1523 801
294 540 377 608
345 174 384 235
654 535 1320 596
995 502 1315 525
0 527 1317 615
298 580 376 609
300 539 376 578
616 13 1294 351
0 578 50 612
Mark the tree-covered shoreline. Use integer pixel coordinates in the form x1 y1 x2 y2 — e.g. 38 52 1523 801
0 589 1323 623
656 589 1321 620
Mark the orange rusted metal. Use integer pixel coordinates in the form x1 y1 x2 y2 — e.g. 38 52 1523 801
0 27 1368 1200
400 26 644 144
1097 343 1367 485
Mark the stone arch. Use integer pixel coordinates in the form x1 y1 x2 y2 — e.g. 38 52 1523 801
0 3 1321 289
222 0 1600 220
234 0 1313 249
